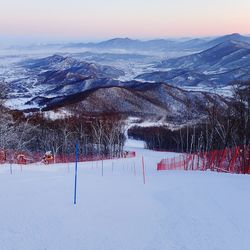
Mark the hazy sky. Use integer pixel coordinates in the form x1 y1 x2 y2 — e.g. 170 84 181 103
0 0 249 41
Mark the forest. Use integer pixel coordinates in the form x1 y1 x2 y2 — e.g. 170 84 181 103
129 83 250 153
0 81 249 164
0 82 126 160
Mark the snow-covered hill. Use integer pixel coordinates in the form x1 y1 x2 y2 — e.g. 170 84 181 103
24 82 229 125
136 40 250 88
136 68 250 88
2 34 249 113
159 40 250 72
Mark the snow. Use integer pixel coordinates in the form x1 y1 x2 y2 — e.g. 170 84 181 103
0 146 249 250
0 47 236 110
43 110 73 120
124 138 145 149
125 116 184 132
5 98 39 110
125 117 168 129
182 85 234 97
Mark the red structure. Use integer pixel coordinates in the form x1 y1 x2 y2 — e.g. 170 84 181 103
42 151 54 165
0 150 136 165
157 146 250 175
17 154 27 165
0 150 6 163
123 151 136 158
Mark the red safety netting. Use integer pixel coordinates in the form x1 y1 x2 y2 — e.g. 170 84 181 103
123 151 136 158
0 150 136 165
157 146 250 174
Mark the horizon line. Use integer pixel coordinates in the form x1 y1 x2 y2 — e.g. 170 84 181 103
1 32 250 45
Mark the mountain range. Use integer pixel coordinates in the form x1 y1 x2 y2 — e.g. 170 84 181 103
7 55 125 98
21 54 125 79
136 39 250 87
3 33 250 123
4 54 230 124
26 82 229 124
136 68 250 87
158 40 250 71
63 33 250 52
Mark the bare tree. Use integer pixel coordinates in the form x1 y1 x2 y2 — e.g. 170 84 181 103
0 81 7 108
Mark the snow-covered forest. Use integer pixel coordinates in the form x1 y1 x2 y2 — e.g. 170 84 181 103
1 80 249 171
129 84 249 160
0 82 126 160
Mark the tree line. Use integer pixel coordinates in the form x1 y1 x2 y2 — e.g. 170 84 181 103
129 84 250 153
0 82 126 159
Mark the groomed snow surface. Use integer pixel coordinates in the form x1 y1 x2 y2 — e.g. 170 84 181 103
0 145 250 250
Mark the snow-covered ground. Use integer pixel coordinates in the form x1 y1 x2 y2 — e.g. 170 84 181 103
182 85 234 97
0 146 250 250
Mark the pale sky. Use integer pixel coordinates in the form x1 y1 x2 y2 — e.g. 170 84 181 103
0 0 249 41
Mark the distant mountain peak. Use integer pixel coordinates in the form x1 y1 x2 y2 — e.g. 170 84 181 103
159 36 250 73
209 39 250 50
99 37 140 46
224 33 242 38
46 54 64 61
207 33 250 47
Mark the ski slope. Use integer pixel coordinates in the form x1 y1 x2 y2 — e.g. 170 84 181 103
0 146 249 250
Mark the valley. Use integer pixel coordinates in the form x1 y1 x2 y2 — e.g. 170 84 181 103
0 33 249 128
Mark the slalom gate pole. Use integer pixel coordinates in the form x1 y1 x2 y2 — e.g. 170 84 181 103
9 158 13 175
10 163 13 175
74 143 79 205
142 156 146 184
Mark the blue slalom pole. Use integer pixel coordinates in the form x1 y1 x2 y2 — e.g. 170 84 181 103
74 142 79 205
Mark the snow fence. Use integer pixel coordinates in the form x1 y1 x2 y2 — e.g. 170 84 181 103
157 146 250 174
0 150 136 165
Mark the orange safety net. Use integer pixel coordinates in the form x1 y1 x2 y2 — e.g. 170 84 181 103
0 150 136 165
157 146 250 174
